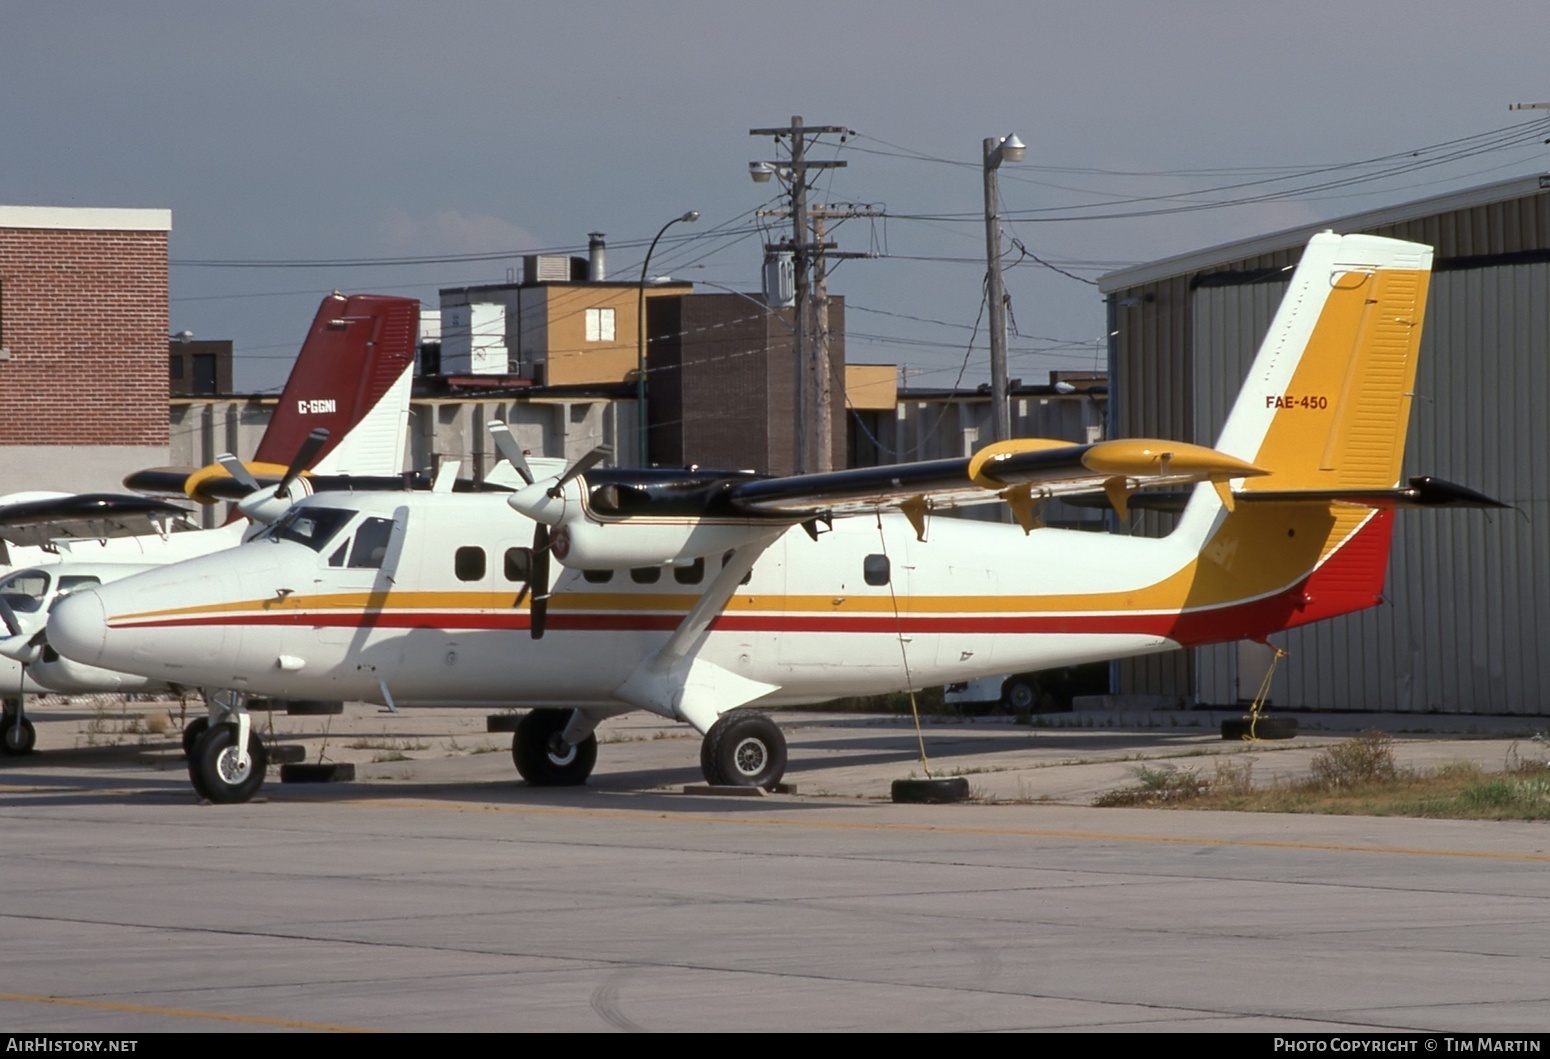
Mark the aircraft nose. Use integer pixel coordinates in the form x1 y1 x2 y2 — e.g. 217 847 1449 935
47 590 107 668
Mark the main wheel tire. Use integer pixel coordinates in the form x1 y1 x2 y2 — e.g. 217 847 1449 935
1 714 36 756
181 716 210 758
512 710 597 786
891 776 970 803
701 710 787 789
189 724 268 804
1001 676 1038 715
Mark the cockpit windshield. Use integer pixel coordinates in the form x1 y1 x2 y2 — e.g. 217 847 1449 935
259 506 355 553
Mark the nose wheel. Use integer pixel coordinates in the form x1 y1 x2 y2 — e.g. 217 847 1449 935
1 703 36 757
700 710 786 789
188 723 269 803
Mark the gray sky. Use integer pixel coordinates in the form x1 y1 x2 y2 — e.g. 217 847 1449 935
5 1 1547 394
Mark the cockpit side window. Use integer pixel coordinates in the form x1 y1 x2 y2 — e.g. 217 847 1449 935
0 570 49 613
348 518 396 569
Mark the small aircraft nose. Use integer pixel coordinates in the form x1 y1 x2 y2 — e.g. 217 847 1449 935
47 590 107 668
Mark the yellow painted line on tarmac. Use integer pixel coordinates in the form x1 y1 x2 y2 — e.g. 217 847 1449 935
336 796 1550 864
0 991 376 1032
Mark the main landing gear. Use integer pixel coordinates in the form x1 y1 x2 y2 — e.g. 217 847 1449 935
512 709 598 786
509 707 790 791
186 692 267 803
700 710 786 789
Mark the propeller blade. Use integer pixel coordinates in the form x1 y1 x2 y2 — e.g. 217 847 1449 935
0 594 22 638
487 421 535 486
214 453 261 494
277 428 330 497
548 446 612 498
530 524 550 640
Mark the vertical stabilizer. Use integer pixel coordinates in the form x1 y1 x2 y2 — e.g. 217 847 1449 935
1165 232 1435 638
253 294 419 476
1213 232 1432 490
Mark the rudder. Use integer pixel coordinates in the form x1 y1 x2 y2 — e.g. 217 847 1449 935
1213 232 1432 492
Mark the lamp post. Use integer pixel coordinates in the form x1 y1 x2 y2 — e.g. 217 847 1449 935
982 133 1025 443
637 210 699 466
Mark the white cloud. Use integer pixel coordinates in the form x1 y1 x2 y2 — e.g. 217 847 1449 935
377 207 548 257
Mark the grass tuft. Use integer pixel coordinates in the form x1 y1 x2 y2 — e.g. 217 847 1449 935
1094 732 1550 819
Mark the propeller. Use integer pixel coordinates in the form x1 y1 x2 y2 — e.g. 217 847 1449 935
487 423 612 641
232 428 330 525
213 453 261 494
548 448 609 498
529 525 551 639
0 593 44 675
487 420 535 487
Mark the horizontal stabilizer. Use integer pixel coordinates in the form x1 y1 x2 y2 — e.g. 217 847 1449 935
1067 475 1507 514
1236 475 1509 510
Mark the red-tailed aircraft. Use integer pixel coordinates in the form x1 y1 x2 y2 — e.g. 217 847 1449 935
0 293 419 754
47 233 1500 800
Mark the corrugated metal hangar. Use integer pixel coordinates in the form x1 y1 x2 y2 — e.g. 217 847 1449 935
1101 174 1550 715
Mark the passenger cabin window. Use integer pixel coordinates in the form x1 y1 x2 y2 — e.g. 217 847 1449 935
504 547 533 582
630 566 661 584
582 569 613 583
348 518 395 569
673 558 704 585
721 549 753 586
455 546 486 582
863 554 890 586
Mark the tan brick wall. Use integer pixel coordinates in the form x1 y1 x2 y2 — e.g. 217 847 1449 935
0 226 169 447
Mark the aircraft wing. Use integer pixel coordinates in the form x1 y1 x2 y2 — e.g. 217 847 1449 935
721 438 1267 531
0 493 194 547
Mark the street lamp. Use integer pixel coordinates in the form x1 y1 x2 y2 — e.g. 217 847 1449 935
637 210 699 466
983 133 1024 443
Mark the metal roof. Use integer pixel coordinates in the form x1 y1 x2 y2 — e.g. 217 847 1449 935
1098 173 1550 292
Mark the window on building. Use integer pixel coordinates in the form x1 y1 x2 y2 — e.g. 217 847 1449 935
585 307 616 342
192 353 219 395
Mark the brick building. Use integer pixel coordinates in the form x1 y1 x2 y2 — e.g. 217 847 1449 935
0 205 172 493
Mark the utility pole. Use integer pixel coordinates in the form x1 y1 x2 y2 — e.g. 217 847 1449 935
750 117 851 473
806 203 882 472
982 133 1025 443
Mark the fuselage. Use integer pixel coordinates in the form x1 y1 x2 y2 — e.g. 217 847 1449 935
48 485 1384 711
0 561 164 693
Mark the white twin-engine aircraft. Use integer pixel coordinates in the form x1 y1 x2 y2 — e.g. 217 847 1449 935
48 233 1499 802
0 292 419 755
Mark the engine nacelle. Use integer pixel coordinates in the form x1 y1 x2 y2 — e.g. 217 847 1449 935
549 518 784 570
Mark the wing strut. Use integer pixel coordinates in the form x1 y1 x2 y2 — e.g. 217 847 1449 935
612 531 784 733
